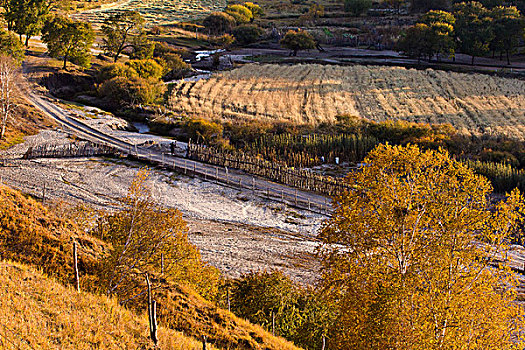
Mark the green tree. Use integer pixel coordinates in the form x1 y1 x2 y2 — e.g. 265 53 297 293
4 0 50 46
0 29 25 62
41 16 94 70
489 6 524 65
319 144 525 349
454 1 494 65
280 30 316 56
420 10 456 59
344 0 372 16
102 10 148 63
228 271 337 350
202 12 236 35
225 4 253 24
396 23 433 62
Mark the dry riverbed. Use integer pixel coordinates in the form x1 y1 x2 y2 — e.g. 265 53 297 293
0 130 323 284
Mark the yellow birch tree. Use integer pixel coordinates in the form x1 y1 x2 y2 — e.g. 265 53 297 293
319 144 525 349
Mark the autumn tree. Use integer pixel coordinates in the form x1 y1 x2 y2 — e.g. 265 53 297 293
454 1 494 65
96 169 218 301
243 2 263 18
41 16 94 70
102 10 149 62
225 4 253 24
280 30 316 56
319 144 525 349
0 54 20 139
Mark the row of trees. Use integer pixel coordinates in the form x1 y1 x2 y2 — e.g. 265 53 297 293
397 2 525 65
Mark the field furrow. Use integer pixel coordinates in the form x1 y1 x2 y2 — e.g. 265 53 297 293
169 64 525 139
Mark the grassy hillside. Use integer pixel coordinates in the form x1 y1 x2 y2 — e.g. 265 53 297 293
0 260 216 349
168 64 525 139
0 98 55 150
0 184 302 350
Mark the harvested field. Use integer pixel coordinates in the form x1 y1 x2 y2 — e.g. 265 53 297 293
73 0 227 26
169 64 525 139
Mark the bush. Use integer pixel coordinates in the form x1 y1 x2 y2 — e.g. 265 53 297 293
233 24 264 45
227 271 337 350
98 76 166 108
210 33 235 48
203 12 236 35
125 59 164 79
280 30 316 56
183 118 223 144
158 53 192 80
225 4 254 23
97 62 139 82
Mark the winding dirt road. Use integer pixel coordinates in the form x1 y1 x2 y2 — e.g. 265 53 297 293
26 91 332 214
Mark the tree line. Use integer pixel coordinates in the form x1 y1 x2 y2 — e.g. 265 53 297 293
397 2 525 65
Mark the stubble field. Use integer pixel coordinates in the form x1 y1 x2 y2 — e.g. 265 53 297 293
73 0 227 25
169 64 525 139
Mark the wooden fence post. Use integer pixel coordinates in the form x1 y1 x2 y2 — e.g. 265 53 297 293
227 288 231 312
73 241 79 292
146 273 158 346
272 311 275 336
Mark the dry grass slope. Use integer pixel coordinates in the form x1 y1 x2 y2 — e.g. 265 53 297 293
169 64 525 139
0 184 303 350
0 260 217 350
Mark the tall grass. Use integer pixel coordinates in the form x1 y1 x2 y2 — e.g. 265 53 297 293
464 160 525 193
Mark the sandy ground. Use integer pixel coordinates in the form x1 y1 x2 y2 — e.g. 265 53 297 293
0 129 323 284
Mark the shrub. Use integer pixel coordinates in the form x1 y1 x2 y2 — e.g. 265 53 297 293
203 12 236 35
98 76 166 108
97 62 139 82
280 30 316 56
233 24 264 45
183 118 223 144
225 4 254 23
125 59 164 79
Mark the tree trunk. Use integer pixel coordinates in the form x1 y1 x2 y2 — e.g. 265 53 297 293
0 123 5 140
25 35 30 47
63 56 68 70
506 50 511 66
471 55 475 65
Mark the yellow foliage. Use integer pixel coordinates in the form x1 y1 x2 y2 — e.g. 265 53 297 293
320 144 525 349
